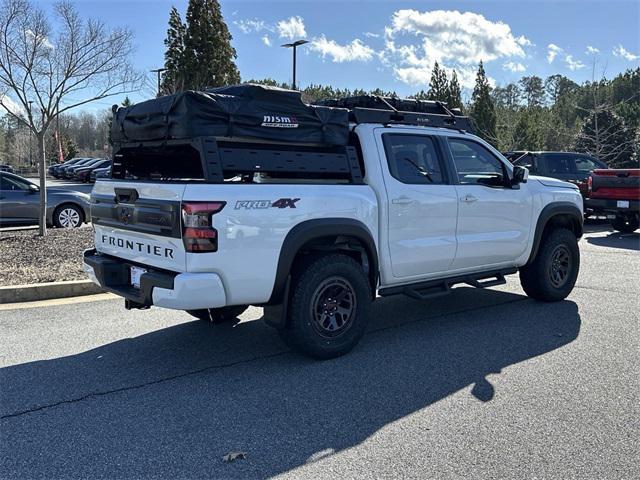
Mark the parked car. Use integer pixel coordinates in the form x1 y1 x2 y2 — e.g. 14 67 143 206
505 151 607 199
90 165 111 183
0 172 90 228
58 158 95 179
586 168 639 233
63 158 101 179
0 164 14 173
74 159 111 182
84 88 584 359
50 157 87 178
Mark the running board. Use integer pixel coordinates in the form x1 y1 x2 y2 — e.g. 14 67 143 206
378 268 517 300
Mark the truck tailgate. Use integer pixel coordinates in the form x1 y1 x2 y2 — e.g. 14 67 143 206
90 180 187 272
590 169 640 200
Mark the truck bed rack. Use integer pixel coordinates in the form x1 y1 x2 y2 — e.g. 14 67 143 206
315 95 475 133
111 137 364 184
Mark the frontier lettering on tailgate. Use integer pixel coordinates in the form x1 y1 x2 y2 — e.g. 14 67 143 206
101 235 174 259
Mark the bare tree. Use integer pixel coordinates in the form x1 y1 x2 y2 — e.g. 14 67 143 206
0 0 142 235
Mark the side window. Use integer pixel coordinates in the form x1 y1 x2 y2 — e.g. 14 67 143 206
382 134 445 185
448 138 507 186
513 155 537 174
574 156 599 173
0 175 29 191
545 155 574 174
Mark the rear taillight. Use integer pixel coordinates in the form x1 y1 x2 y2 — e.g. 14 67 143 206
587 175 593 196
181 202 225 253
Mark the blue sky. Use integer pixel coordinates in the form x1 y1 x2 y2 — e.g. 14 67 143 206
43 0 640 109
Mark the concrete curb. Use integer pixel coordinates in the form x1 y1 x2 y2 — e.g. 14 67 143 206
0 280 104 304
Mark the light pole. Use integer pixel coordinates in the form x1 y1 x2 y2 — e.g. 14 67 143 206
28 100 33 168
150 68 167 97
281 40 308 90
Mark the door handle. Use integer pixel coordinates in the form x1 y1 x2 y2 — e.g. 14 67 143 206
392 196 414 205
460 194 478 203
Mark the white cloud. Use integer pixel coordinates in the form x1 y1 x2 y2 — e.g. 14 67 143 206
276 16 306 40
613 44 639 61
547 43 563 63
586 45 599 54
516 35 533 47
0 95 25 117
381 10 524 88
310 36 375 63
565 55 586 70
261 35 272 47
234 18 271 34
503 61 526 72
363 32 381 38
26 29 54 50
386 10 528 65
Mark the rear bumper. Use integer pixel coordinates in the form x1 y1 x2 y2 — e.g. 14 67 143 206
585 198 640 214
83 249 227 309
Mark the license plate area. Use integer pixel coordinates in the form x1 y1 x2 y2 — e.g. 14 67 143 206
130 265 147 289
617 200 630 208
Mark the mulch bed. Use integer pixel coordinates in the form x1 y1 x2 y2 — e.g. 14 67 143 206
0 227 94 286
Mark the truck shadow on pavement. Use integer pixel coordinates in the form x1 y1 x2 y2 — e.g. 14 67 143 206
586 231 640 251
0 289 581 478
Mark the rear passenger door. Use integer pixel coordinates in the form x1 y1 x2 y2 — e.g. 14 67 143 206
446 137 533 271
378 132 458 279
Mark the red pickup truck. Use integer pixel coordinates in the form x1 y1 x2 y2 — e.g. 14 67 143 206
586 169 640 233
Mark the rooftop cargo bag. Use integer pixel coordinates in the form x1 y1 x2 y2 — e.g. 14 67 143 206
111 84 349 146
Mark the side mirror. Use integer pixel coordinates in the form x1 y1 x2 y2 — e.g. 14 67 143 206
512 166 529 186
28 184 40 193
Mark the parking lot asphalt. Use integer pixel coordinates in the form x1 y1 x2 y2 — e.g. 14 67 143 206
0 225 638 479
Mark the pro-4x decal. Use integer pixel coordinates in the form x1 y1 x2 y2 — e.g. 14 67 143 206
235 198 300 210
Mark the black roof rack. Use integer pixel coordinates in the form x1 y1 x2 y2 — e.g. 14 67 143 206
314 95 474 133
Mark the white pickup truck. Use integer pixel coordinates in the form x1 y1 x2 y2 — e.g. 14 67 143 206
84 98 583 359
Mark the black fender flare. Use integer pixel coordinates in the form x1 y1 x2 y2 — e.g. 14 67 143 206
526 202 583 264
267 218 378 304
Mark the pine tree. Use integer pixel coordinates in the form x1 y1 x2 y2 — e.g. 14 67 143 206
470 61 497 143
427 62 449 101
161 6 186 95
519 76 545 107
182 0 240 90
446 70 462 109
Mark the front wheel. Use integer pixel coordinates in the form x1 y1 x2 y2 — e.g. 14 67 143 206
279 253 372 359
611 215 639 234
520 228 580 302
186 305 248 324
53 203 84 228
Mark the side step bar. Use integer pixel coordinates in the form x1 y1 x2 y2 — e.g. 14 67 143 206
378 268 517 300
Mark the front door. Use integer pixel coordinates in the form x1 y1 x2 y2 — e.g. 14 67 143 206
0 174 39 225
446 138 533 271
378 132 458 279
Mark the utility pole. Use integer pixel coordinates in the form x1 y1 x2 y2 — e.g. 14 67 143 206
281 40 309 90
151 68 167 97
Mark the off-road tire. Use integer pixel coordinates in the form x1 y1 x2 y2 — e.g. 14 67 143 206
53 203 84 228
520 228 580 302
611 215 639 234
186 306 248 324
279 253 372 359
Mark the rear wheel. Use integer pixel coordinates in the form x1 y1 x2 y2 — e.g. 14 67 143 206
53 203 84 228
611 215 639 234
279 253 372 359
520 228 580 302
186 305 248 324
